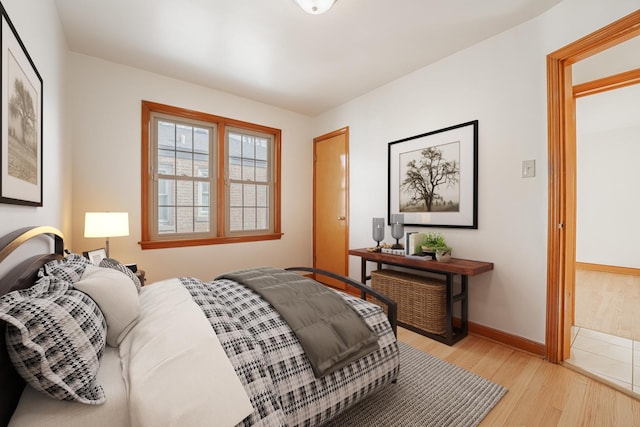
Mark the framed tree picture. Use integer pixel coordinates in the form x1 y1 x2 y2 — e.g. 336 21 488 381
388 120 478 228
0 4 43 206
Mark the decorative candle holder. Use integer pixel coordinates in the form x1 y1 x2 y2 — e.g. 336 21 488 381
372 218 385 250
390 213 404 249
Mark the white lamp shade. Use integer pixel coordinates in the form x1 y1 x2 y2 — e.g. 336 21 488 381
84 212 129 238
294 0 337 14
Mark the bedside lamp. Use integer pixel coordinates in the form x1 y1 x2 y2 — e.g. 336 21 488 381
84 212 129 258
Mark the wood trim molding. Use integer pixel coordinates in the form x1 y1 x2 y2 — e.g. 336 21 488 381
550 10 640 64
576 262 640 277
468 321 545 358
574 68 640 98
546 10 640 364
337 287 546 356
314 127 349 142
546 54 571 364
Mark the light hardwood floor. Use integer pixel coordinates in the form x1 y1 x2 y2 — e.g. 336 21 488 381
398 327 640 426
574 269 640 340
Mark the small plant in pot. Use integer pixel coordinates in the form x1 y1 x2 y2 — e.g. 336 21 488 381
420 232 446 257
435 246 452 262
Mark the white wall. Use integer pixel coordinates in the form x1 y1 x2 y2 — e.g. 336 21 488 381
68 54 314 283
576 85 640 269
577 124 640 268
0 0 71 274
313 0 640 343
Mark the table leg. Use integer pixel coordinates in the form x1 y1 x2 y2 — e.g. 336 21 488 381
461 275 469 335
445 273 453 343
360 258 367 299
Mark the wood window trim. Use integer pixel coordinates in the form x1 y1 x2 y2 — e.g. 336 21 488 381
546 10 640 364
140 100 282 250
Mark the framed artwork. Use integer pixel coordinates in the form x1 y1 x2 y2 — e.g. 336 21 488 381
83 248 107 265
388 120 478 228
0 4 43 206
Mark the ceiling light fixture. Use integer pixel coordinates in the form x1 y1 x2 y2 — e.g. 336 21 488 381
294 0 337 15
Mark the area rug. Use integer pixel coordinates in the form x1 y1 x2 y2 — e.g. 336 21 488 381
322 342 507 427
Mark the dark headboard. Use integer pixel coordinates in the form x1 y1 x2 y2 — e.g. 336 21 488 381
0 226 64 427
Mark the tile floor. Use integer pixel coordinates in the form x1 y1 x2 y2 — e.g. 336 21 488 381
567 325 640 395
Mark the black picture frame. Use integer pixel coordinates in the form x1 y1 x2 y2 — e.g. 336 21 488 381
0 3 43 206
388 120 478 228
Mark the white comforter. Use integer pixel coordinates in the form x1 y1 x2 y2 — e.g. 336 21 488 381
118 279 253 427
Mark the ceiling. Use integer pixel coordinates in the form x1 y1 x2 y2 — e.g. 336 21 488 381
54 0 562 116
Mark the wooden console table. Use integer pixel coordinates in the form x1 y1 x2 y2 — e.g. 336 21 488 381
349 248 493 345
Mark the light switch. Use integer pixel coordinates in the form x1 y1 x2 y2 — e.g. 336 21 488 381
522 160 535 178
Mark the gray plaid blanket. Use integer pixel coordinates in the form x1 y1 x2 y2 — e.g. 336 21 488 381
217 267 380 378
180 276 400 427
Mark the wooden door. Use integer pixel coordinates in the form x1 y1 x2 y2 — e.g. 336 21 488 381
313 128 349 290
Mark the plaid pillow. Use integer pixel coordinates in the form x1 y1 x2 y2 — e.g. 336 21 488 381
42 253 92 283
0 275 107 404
99 258 142 292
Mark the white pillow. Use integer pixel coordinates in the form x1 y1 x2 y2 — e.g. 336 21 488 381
75 265 140 347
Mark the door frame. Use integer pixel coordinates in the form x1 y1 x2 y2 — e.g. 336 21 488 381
545 10 640 363
313 127 350 277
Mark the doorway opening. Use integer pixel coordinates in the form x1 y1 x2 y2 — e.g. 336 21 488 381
546 10 640 365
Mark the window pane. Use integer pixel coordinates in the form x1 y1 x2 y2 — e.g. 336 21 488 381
158 149 175 175
158 121 175 149
243 207 256 230
229 158 241 180
194 208 209 232
158 179 175 205
195 181 210 231
229 207 242 231
243 184 256 207
255 159 267 182
197 181 210 207
158 206 175 234
242 159 255 181
195 153 209 178
230 183 242 206
176 124 193 150
177 207 194 233
242 136 255 159
256 138 268 161
194 127 209 154
229 133 242 180
176 151 193 177
177 180 193 206
229 133 242 156
256 185 268 207
257 207 268 229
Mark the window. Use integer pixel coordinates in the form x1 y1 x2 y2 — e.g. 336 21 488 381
141 101 281 249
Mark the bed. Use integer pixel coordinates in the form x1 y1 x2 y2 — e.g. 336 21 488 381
0 226 399 427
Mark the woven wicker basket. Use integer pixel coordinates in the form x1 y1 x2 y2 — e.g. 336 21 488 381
371 269 446 335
